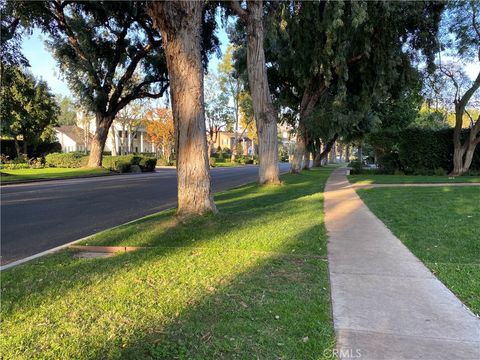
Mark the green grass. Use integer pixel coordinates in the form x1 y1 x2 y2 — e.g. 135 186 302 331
0 167 111 183
214 161 243 167
1 168 336 359
348 174 480 184
357 186 480 315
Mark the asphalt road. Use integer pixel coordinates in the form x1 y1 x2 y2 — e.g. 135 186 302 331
1 163 291 265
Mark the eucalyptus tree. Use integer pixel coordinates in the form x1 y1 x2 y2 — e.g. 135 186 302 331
265 1 443 173
148 1 219 217
228 0 280 184
10 0 170 167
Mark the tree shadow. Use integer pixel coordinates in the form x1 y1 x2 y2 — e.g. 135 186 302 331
1 168 336 359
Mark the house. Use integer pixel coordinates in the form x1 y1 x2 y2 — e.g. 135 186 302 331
55 111 155 154
54 125 92 153
213 131 255 156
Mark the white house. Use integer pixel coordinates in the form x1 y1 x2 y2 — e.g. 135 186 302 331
55 112 155 154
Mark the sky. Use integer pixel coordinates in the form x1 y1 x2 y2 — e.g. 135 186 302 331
20 21 479 100
20 23 231 98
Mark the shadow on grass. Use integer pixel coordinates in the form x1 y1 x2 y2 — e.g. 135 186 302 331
102 247 336 359
1 168 336 358
3 170 331 315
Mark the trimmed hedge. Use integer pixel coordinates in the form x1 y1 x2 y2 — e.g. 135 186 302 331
45 153 88 168
45 153 157 173
368 128 480 174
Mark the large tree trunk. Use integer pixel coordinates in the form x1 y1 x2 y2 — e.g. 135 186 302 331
291 78 325 173
245 0 280 184
451 114 480 175
449 72 480 175
87 113 112 167
149 1 216 217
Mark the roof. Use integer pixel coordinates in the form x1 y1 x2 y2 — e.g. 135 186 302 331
55 125 92 144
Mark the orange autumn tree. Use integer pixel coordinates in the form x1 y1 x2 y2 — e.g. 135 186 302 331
144 108 175 162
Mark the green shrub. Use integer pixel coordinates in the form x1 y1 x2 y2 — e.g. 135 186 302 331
367 128 480 174
209 157 216 167
348 160 363 174
112 160 131 173
245 159 254 164
434 167 447 176
139 157 157 172
102 155 141 171
45 152 88 168
393 169 405 176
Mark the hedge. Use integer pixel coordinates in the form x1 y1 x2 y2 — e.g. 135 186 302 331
367 128 480 174
45 153 157 173
45 152 88 168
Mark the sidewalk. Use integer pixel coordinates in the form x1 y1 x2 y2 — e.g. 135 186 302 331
324 168 480 360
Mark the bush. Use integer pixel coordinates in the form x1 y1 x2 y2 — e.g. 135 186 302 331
348 160 363 175
209 157 216 167
367 128 480 174
139 157 157 172
434 167 447 176
112 160 131 173
45 152 88 168
102 155 141 171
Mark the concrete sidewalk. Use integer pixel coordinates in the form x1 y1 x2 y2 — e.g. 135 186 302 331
324 168 480 360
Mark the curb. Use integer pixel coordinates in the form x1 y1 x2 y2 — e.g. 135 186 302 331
0 209 172 271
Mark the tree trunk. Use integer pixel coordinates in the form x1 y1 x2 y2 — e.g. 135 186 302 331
111 126 117 156
290 130 306 174
245 0 280 184
13 138 21 158
87 113 112 167
149 0 216 217
450 106 480 175
329 141 337 163
313 140 322 167
345 145 350 163
319 134 339 165
357 143 363 163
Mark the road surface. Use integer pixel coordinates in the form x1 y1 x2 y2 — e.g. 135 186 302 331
1 163 290 265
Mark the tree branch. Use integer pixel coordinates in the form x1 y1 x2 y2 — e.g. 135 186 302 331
50 0 103 90
228 1 248 21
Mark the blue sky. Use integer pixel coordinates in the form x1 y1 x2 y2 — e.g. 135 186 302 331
21 24 231 98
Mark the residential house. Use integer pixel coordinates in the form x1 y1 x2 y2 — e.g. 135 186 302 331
213 131 255 156
55 112 155 154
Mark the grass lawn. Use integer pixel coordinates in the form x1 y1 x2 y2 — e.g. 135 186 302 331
1 168 336 359
357 186 480 315
348 174 480 184
0 167 111 183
